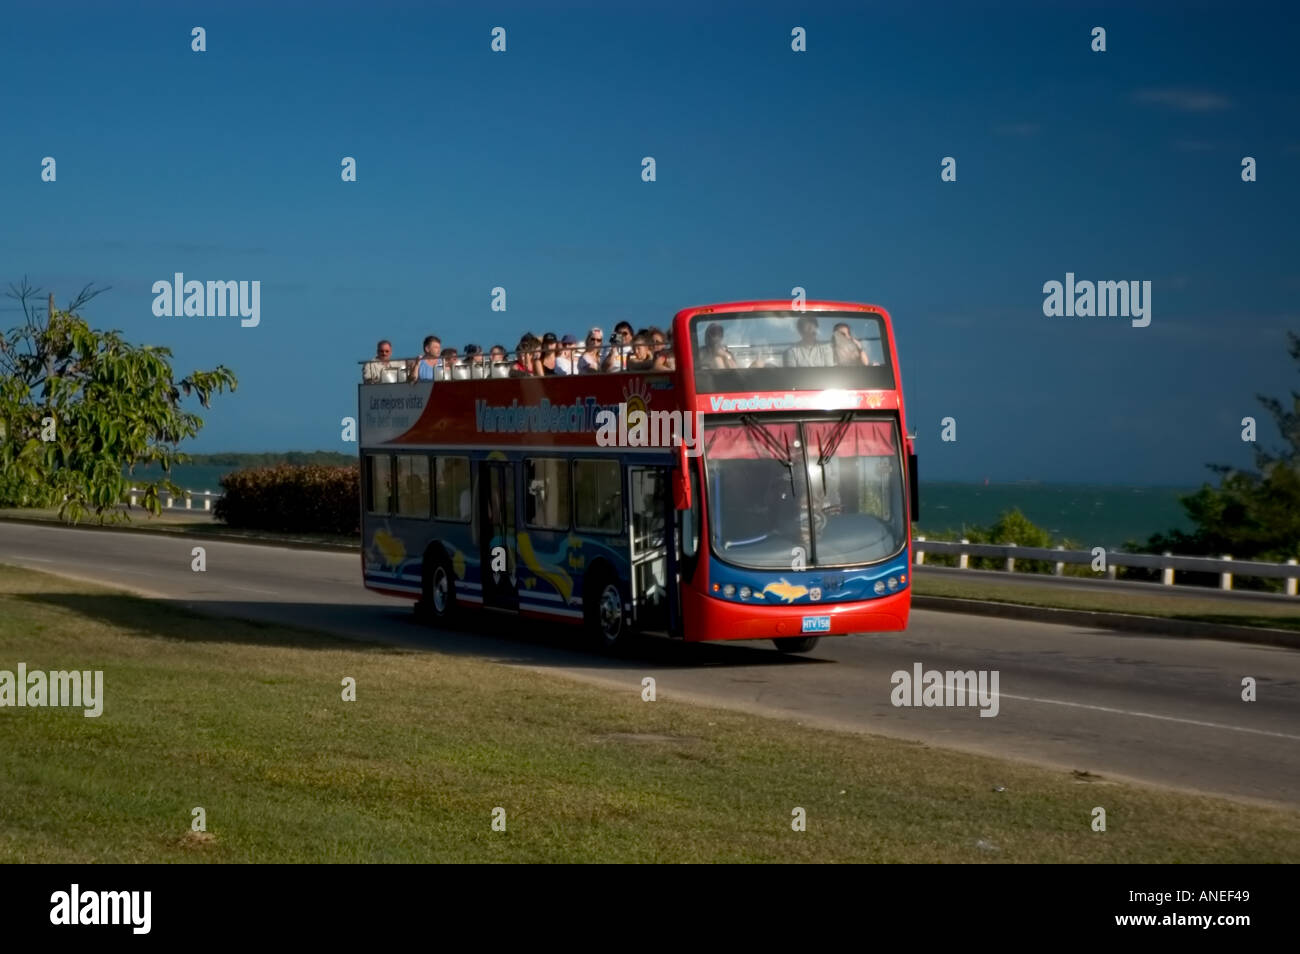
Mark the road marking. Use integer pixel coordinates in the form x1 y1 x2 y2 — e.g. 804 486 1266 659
987 688 1300 741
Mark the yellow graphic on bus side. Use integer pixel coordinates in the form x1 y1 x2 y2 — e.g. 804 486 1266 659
516 532 574 604
373 529 407 569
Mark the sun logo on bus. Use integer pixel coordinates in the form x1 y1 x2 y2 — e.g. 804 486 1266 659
623 378 652 429
866 392 884 408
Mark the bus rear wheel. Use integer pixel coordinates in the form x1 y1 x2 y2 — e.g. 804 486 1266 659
421 555 456 624
584 571 627 651
772 636 820 653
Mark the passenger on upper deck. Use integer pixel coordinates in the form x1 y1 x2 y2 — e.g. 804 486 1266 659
577 329 603 374
783 316 834 368
701 322 738 369
489 344 508 376
832 322 871 367
602 322 634 372
464 343 488 379
539 333 562 375
511 335 540 377
649 327 674 371
556 334 579 374
364 339 408 383
626 333 656 371
411 335 442 381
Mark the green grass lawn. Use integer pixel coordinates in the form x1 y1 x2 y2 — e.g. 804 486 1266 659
914 574 1300 632
1 563 1298 863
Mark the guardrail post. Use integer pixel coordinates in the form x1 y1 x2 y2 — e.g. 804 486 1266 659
1005 542 1016 573
203 490 213 512
1107 563 1117 580
184 492 192 511
914 536 925 566
1288 559 1298 597
958 539 969 570
128 489 138 507
1220 554 1232 591
164 492 173 509
1054 545 1064 576
1161 551 1174 586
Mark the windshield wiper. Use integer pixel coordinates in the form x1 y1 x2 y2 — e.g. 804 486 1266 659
817 412 855 470
738 414 793 467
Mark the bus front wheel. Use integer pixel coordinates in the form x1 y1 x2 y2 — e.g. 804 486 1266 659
772 636 820 653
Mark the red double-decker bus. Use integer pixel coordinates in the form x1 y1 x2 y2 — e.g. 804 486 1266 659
357 299 915 652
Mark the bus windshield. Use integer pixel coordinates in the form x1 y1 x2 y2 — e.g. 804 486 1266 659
703 417 906 569
690 311 895 393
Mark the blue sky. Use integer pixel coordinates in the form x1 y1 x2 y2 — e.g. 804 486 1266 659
3 0 1297 483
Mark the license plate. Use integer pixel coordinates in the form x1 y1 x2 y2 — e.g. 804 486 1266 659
802 616 831 633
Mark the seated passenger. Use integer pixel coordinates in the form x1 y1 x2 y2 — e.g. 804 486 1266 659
364 339 408 383
700 322 738 369
783 316 834 368
556 334 579 375
625 333 656 372
440 347 460 380
602 322 634 372
832 322 871 366
411 336 442 381
649 328 673 371
489 344 509 377
510 335 540 376
464 343 488 378
539 333 561 375
577 330 603 373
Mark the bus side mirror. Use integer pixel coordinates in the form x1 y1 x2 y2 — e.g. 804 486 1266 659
908 452 919 523
673 443 691 510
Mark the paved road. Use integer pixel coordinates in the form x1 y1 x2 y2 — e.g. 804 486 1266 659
2 523 1297 806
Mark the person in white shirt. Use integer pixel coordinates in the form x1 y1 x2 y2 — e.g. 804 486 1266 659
363 339 408 382
555 334 579 374
782 316 834 368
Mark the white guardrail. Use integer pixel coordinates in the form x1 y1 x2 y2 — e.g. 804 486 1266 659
126 488 221 512
914 537 1300 597
116 493 1299 597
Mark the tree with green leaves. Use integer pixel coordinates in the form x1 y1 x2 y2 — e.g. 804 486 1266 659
0 279 236 522
1145 331 1300 562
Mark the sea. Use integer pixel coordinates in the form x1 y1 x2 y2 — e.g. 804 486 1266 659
128 463 1196 549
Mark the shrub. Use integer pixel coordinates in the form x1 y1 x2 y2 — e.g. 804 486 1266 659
214 464 359 535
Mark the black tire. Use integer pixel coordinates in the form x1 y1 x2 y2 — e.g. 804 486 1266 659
420 553 457 625
583 568 627 651
772 636 820 653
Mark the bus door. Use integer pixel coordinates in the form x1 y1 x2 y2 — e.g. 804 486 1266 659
628 466 675 630
479 460 518 611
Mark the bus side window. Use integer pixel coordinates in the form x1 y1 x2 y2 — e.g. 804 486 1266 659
366 454 393 514
433 456 472 522
573 459 622 534
524 458 571 530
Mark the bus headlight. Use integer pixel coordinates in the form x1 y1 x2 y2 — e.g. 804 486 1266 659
887 576 899 591
873 581 886 595
723 584 735 597
739 586 751 599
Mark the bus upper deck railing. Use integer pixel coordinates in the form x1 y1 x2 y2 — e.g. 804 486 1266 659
360 349 644 383
358 340 876 383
